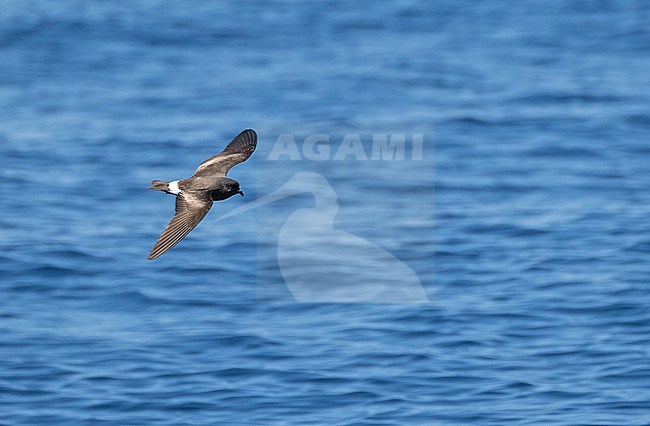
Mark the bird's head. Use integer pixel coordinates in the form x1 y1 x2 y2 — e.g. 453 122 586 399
212 178 244 201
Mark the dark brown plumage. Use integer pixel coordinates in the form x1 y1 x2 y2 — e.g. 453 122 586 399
148 129 257 260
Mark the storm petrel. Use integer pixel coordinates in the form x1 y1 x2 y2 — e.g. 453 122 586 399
148 129 257 260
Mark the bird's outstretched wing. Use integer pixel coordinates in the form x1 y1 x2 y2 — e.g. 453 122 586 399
148 191 213 260
193 129 258 177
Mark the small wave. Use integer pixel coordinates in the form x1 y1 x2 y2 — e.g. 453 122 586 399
512 92 625 104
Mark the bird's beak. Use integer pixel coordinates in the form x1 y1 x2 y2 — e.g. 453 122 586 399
238 190 244 197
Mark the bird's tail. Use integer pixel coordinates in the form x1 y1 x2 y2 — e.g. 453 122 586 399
150 180 169 191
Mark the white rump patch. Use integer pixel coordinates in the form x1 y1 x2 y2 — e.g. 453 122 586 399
168 180 181 195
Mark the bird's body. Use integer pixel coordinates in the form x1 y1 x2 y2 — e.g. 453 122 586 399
148 129 257 260
151 176 241 199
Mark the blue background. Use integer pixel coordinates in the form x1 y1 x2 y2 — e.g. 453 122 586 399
1 0 650 424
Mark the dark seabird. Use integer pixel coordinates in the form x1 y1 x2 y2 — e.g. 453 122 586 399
148 129 257 260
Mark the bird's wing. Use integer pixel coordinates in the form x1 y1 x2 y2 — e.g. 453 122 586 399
193 129 258 177
148 191 213 260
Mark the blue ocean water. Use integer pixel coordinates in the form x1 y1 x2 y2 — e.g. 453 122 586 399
2 0 650 424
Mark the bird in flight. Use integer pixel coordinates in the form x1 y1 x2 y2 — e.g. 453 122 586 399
148 129 258 260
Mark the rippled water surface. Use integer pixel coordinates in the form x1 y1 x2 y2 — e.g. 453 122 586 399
2 1 650 424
